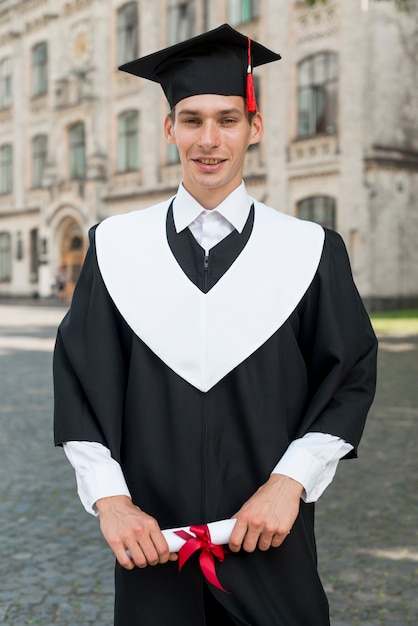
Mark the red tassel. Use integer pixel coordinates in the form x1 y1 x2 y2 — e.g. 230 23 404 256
246 36 257 113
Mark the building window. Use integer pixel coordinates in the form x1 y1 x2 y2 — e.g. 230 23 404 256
167 0 195 45
70 235 83 251
30 228 39 282
69 122 86 180
297 196 336 230
0 57 12 109
0 232 11 282
118 110 139 172
16 231 23 260
32 135 48 188
117 2 139 65
167 143 180 164
297 52 338 137
0 144 13 194
32 42 48 98
228 0 260 25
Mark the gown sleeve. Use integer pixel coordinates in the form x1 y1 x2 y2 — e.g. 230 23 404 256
295 228 378 456
53 227 129 464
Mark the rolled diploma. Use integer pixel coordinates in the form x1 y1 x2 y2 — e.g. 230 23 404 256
162 518 237 553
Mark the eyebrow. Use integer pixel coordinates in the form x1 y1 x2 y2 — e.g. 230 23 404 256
176 107 244 117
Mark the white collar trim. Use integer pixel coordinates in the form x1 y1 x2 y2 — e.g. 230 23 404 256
96 198 324 392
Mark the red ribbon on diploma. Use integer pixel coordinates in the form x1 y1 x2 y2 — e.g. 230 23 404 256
174 524 230 594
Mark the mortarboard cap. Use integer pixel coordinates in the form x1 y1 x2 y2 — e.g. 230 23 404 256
118 23 281 112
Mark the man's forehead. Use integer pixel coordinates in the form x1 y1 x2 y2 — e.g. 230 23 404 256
175 94 247 114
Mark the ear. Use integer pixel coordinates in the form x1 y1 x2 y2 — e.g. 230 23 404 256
249 112 264 147
164 115 177 144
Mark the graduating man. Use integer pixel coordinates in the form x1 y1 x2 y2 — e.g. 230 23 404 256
53 24 377 626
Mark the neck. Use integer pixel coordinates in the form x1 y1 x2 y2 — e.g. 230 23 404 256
182 183 242 211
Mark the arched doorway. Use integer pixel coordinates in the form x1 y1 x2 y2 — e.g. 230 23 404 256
59 221 85 301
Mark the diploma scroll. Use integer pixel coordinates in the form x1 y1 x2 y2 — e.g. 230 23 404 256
126 518 236 593
164 519 236 593
162 518 236 552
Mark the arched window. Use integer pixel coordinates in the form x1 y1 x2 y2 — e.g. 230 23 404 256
0 232 11 282
297 196 336 230
0 144 12 194
117 2 139 65
32 134 48 188
69 122 86 180
118 110 139 172
70 235 83 251
32 42 48 97
297 52 338 137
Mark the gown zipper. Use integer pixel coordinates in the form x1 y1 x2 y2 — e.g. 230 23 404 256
204 254 209 292
203 253 209 518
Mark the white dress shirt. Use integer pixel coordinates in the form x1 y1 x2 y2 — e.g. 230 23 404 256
64 181 353 515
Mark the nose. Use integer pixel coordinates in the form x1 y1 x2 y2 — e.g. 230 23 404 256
197 120 220 150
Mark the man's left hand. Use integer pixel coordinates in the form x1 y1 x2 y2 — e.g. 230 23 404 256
228 473 303 553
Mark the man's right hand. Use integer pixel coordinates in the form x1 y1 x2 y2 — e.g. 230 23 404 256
95 495 178 570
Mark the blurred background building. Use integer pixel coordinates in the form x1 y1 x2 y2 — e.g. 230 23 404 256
0 0 417 307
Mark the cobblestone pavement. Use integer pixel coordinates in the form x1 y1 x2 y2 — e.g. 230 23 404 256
0 302 417 625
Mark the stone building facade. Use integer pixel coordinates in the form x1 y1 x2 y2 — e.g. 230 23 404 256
0 0 417 307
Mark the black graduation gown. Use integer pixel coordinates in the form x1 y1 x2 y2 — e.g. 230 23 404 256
53 203 377 626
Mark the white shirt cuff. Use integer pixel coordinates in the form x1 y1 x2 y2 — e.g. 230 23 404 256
63 432 353 514
63 441 131 516
271 432 353 502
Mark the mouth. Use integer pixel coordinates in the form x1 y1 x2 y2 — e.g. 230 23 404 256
199 158 223 164
193 157 226 167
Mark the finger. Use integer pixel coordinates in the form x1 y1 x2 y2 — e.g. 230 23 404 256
132 535 161 567
271 528 291 549
242 526 265 553
270 534 286 548
228 518 248 552
130 529 173 567
257 530 276 551
114 543 136 570
125 542 148 568
124 541 178 568
149 531 172 564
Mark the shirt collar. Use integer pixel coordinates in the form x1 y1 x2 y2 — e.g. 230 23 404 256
173 182 252 234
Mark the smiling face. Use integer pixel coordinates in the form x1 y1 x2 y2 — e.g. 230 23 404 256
164 94 263 209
